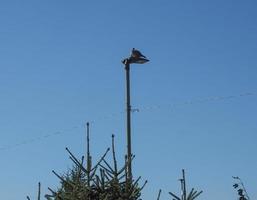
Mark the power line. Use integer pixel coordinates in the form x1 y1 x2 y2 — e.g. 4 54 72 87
0 126 81 152
0 92 255 152
140 92 254 112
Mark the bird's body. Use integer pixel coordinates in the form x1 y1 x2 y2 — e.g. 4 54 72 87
131 48 146 58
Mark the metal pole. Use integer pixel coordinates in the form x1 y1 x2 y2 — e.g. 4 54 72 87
86 122 91 186
125 60 132 182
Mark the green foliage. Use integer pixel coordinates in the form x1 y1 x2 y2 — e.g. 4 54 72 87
168 170 202 200
44 134 146 200
233 176 250 200
27 126 204 200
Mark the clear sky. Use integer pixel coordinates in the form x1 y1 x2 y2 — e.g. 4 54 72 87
0 1 257 199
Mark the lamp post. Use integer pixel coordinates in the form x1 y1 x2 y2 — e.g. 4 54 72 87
122 49 149 183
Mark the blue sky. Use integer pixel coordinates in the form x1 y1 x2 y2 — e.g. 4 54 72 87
0 1 257 199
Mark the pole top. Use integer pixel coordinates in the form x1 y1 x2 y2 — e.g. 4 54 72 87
122 48 149 65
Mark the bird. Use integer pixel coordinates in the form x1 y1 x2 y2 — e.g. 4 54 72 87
131 48 146 58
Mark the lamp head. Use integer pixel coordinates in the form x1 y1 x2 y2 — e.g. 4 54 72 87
122 48 149 65
128 56 149 64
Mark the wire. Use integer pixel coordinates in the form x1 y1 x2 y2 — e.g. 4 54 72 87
0 92 255 152
0 126 81 152
140 92 254 112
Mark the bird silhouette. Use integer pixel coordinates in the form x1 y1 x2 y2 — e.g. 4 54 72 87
131 48 146 58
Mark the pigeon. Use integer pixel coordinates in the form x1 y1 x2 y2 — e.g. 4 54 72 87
131 48 146 58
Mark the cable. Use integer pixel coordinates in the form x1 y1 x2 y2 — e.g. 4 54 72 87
140 92 254 112
0 126 81 152
0 91 255 152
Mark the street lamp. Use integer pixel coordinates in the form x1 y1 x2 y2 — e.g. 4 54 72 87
122 48 149 183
